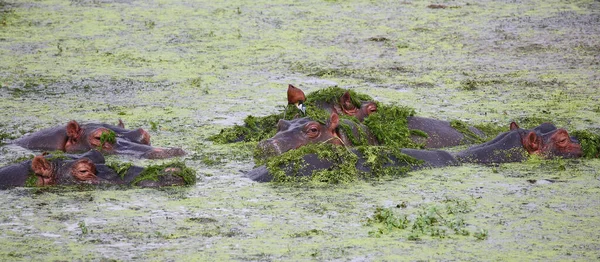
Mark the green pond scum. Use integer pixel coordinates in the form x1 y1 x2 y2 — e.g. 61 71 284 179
0 0 599 260
365 198 479 240
131 161 197 186
263 143 422 185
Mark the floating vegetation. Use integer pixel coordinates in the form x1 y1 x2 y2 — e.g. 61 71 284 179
211 87 422 150
363 104 423 148
450 120 486 144
365 198 480 240
263 143 420 184
106 161 134 179
131 161 196 186
98 130 116 150
570 129 600 158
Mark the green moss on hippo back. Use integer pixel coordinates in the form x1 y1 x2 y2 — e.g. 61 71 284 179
265 143 420 185
131 161 197 186
305 86 373 108
356 146 423 178
570 129 600 158
209 114 281 143
266 143 359 184
473 123 508 139
106 161 134 179
363 104 422 148
450 120 486 144
34 150 71 162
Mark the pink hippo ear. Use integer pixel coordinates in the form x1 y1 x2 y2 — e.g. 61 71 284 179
66 120 82 143
327 112 340 134
340 91 357 115
510 122 520 130
32 156 52 178
118 119 125 128
522 131 541 154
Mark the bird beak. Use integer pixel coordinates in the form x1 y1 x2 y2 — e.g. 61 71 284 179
296 102 306 115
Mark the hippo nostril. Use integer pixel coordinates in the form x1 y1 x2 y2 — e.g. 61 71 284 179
257 139 282 157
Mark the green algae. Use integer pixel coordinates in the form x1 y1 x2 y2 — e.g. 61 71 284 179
98 129 116 151
265 143 359 184
366 198 480 240
264 143 420 185
570 129 600 158
450 120 486 144
105 161 133 179
0 0 599 260
212 87 422 152
363 104 423 148
130 161 196 186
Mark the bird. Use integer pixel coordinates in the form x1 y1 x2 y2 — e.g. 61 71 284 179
286 84 306 116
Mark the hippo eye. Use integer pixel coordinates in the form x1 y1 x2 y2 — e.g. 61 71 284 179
368 105 377 113
306 125 320 138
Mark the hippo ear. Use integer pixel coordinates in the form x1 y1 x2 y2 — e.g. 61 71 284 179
340 91 354 110
510 122 520 130
66 120 82 142
328 112 339 133
32 156 52 178
522 131 541 154
118 119 125 128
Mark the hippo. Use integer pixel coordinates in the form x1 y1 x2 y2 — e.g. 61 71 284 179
0 150 195 189
288 85 485 148
11 120 185 159
455 122 582 164
256 112 481 158
249 120 582 182
247 147 458 183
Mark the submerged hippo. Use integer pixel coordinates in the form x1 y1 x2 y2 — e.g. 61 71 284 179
249 119 582 182
455 122 582 164
12 120 185 159
0 150 195 189
288 85 485 148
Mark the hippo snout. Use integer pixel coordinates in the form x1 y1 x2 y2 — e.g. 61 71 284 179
257 139 283 158
144 147 186 159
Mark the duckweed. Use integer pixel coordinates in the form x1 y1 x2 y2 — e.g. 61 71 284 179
570 129 600 158
131 161 196 186
264 143 420 185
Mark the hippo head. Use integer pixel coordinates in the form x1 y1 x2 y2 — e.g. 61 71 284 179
31 155 99 186
63 120 185 159
456 123 582 164
538 128 583 159
338 91 378 122
64 120 151 152
510 121 582 158
257 112 343 157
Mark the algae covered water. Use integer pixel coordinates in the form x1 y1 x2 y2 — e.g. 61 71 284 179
0 0 599 260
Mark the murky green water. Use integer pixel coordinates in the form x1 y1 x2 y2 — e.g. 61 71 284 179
0 0 599 260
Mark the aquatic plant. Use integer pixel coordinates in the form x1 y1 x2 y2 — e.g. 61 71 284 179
263 143 421 184
363 104 423 148
450 120 486 144
106 161 134 179
130 161 196 186
211 87 422 150
366 198 481 240
98 130 116 150
570 129 600 158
